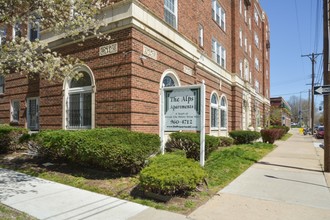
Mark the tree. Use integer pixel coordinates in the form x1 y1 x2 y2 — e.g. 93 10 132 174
287 95 310 126
0 0 109 81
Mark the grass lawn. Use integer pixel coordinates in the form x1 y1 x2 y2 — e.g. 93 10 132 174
0 142 275 215
280 133 293 141
0 204 36 220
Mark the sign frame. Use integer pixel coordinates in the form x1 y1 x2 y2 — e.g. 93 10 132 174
160 82 206 166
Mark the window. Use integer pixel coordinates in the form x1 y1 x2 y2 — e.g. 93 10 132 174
212 39 226 68
220 96 227 129
11 100 20 123
0 76 4 93
0 26 7 45
13 24 22 39
249 44 252 57
199 24 204 47
255 80 260 93
244 59 249 81
255 57 259 70
28 22 40 42
164 0 177 28
211 93 219 129
66 71 93 129
212 0 226 30
239 0 242 14
254 9 259 25
239 60 243 78
254 32 259 48
162 75 176 87
244 37 247 52
239 29 242 47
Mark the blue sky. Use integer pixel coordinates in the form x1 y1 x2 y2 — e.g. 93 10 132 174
260 0 323 106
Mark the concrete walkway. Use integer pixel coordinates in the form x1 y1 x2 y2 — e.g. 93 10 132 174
189 129 330 220
1 129 330 219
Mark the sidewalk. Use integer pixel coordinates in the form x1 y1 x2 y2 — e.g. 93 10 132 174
189 129 330 220
1 129 330 220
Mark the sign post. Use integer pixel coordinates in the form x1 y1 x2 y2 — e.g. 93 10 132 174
161 83 206 166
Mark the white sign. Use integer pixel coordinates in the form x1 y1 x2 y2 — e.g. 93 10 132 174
143 45 157 60
99 43 118 56
160 83 206 166
164 88 201 131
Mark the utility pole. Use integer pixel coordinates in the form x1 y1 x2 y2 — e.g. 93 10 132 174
323 0 330 172
308 89 311 128
301 52 322 131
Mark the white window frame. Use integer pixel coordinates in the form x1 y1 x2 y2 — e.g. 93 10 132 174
164 0 178 29
244 37 247 52
212 38 226 68
239 0 242 14
10 100 20 123
212 0 226 31
239 29 242 47
210 93 219 130
63 65 95 130
220 96 227 130
199 24 204 47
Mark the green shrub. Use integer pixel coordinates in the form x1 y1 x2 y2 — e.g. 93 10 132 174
261 128 285 143
229 130 261 144
139 153 207 196
0 125 28 154
219 136 234 147
34 127 160 173
166 132 220 161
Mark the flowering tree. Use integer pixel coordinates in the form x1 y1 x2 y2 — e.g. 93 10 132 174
0 0 109 81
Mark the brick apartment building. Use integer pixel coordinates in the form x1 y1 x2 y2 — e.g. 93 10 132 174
0 0 270 136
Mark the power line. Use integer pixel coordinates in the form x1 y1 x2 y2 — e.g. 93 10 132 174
272 90 309 97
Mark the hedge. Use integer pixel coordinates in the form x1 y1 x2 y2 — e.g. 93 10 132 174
33 127 160 173
229 130 261 144
139 153 207 196
166 132 220 160
0 125 28 154
219 136 234 147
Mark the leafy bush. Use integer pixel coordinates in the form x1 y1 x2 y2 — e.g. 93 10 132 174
0 125 28 154
260 128 285 144
229 130 261 144
219 136 234 147
139 153 207 196
34 127 160 173
166 132 220 161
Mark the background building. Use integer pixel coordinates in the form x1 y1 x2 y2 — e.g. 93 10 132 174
0 0 270 136
270 97 292 127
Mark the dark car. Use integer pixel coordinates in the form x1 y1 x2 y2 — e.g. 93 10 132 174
315 126 324 139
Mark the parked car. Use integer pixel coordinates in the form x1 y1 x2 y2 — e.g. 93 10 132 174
315 126 324 139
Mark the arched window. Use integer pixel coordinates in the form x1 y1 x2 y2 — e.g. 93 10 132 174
211 93 219 129
65 69 94 129
220 96 227 129
160 70 180 87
